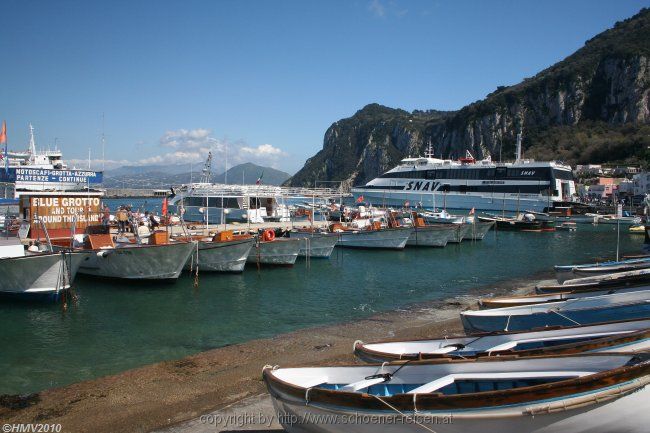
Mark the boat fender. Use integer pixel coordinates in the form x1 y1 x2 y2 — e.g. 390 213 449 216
263 229 275 242
96 250 110 258
353 340 364 352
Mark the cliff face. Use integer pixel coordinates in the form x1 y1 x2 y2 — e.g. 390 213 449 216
286 8 650 187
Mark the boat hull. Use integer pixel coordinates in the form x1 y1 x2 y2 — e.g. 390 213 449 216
77 241 195 280
247 238 301 266
189 238 254 272
337 228 412 249
461 300 650 334
0 253 71 301
289 232 339 258
464 221 495 240
407 225 456 247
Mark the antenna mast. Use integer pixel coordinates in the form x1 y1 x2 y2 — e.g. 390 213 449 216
200 151 212 183
101 113 106 171
28 123 36 163
425 142 434 159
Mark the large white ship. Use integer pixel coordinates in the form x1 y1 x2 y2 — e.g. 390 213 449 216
1 123 103 198
351 136 575 213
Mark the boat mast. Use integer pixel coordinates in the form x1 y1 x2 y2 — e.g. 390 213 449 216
28 123 36 163
101 113 106 172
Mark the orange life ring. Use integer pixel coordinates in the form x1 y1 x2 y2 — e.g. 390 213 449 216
263 229 276 242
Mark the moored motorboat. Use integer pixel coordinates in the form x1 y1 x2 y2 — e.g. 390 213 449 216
60 229 195 280
462 220 494 240
186 232 254 272
461 290 650 334
353 318 650 362
264 353 650 433
247 234 302 266
333 225 412 249
288 230 339 258
478 215 543 231
406 223 457 247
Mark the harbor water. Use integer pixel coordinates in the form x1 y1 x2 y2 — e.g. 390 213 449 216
0 223 642 395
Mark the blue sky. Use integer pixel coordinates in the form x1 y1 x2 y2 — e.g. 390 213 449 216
1 0 648 174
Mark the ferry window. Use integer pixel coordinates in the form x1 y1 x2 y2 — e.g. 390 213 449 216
495 167 507 179
458 185 468 194
425 170 436 180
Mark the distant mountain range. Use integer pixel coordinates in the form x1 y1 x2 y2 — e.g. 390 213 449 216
286 8 650 187
103 162 290 189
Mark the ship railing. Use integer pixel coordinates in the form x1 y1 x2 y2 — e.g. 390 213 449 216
174 183 349 199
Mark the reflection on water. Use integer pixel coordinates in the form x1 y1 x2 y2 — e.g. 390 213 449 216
0 224 642 394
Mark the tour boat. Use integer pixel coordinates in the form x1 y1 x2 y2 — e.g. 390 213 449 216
333 225 412 249
407 224 458 247
288 230 339 258
460 290 650 334
462 220 495 240
353 318 650 362
263 353 650 433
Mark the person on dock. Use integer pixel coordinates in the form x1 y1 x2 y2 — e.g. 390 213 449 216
102 205 111 227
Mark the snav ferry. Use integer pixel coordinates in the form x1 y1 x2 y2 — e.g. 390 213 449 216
351 137 575 213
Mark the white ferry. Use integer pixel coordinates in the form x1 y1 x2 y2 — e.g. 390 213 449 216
1 124 103 198
351 136 575 213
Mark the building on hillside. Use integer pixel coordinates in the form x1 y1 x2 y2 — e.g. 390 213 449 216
575 165 603 177
633 172 650 196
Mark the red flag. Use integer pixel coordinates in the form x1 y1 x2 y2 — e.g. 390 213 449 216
469 207 475 215
356 195 364 203
162 198 168 216
0 121 6 144
404 200 410 207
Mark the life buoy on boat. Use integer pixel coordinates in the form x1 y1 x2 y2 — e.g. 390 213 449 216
263 229 276 242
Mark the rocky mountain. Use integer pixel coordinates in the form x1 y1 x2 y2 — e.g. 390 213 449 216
103 162 290 188
286 8 650 188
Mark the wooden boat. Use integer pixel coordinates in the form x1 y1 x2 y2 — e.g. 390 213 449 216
539 271 650 295
263 353 650 433
479 286 647 308
555 257 650 283
288 230 339 258
461 290 650 334
353 318 650 362
247 234 302 266
331 222 412 249
404 215 458 247
183 231 255 272
55 229 195 280
462 220 495 240
478 215 543 231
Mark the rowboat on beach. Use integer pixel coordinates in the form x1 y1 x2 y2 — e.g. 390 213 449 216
555 257 650 283
288 230 339 258
460 290 650 334
263 353 650 433
479 285 648 308
538 268 650 294
353 317 650 362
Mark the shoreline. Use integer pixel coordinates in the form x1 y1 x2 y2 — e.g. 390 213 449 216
1 274 552 433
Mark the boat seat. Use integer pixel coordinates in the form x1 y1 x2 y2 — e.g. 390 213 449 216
407 371 593 394
340 377 389 392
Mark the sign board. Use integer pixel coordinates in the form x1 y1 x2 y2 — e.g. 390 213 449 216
29 196 102 231
0 167 103 184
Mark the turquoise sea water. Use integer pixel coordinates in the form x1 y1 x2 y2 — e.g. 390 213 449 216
0 223 642 395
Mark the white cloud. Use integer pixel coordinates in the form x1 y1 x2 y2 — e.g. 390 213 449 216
67 158 130 170
159 128 216 150
99 128 291 170
368 0 385 17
